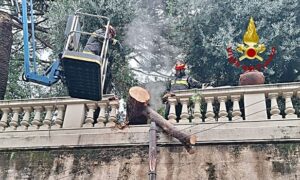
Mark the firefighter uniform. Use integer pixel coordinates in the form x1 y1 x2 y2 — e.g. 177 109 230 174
163 67 202 121
83 25 117 56
83 29 106 55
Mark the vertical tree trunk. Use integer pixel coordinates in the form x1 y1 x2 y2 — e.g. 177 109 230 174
0 11 13 100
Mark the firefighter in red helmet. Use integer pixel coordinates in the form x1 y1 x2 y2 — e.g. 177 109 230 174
162 60 206 121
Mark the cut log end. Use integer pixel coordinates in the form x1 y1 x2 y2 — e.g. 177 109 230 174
129 86 150 103
190 135 197 145
127 86 196 154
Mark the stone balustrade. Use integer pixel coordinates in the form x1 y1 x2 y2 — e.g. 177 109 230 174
1 83 300 149
1 82 300 132
0 94 117 132
166 82 300 123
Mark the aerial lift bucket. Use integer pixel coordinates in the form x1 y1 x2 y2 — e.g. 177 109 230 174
62 51 102 101
61 12 110 101
18 2 110 101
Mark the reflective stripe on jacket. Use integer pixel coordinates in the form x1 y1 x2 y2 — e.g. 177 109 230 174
170 76 189 91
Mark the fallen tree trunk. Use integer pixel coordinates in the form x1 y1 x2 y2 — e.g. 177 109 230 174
127 86 197 154
126 86 150 125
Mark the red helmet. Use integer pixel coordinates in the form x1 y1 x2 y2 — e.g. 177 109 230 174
175 60 186 71
108 25 116 38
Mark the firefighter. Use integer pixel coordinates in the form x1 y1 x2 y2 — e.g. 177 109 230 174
83 25 118 55
162 60 205 121
83 25 120 94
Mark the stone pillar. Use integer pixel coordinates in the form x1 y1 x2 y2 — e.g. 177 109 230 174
83 103 97 128
243 93 267 120
205 97 215 122
18 107 32 131
231 95 242 121
218 96 228 122
107 100 119 127
28 106 43 130
0 108 10 131
40 105 53 130
62 104 84 128
268 93 281 120
95 102 107 128
168 98 177 124
179 98 189 123
283 92 297 119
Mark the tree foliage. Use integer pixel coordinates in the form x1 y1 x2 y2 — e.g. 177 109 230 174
46 0 140 97
2 0 299 100
164 0 300 86
1 0 68 100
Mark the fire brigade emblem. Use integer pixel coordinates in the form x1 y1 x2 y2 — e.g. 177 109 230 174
237 17 266 61
226 17 276 72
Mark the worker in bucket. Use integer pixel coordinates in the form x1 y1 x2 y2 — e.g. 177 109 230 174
83 25 118 55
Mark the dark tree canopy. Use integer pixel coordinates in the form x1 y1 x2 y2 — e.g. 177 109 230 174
1 0 299 99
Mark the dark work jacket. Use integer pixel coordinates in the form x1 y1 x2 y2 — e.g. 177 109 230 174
168 75 201 92
83 29 106 56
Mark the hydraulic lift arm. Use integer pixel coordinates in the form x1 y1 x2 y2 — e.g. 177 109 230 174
20 0 61 86
17 0 114 101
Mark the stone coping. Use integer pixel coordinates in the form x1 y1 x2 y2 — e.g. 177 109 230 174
0 119 300 150
174 82 300 97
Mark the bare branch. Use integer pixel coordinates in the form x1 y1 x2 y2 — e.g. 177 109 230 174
130 68 171 79
11 58 51 65
129 56 143 66
11 45 24 54
10 15 49 33
35 18 48 25
11 21 53 49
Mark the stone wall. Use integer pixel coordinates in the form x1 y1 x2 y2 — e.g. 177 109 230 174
1 143 300 180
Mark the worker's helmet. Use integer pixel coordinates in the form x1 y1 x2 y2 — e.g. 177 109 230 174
108 25 116 38
175 60 186 71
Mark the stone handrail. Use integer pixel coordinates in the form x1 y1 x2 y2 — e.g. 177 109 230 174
166 82 300 123
1 82 300 132
1 83 300 149
0 94 118 132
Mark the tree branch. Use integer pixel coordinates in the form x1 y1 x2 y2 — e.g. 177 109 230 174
10 14 49 33
11 21 53 49
130 68 171 79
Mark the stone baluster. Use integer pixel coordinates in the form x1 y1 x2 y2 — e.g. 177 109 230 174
283 92 297 119
205 97 215 122
192 97 202 123
83 103 97 128
52 105 65 129
179 98 189 123
28 106 43 130
17 107 32 131
107 100 119 127
95 102 107 128
0 108 10 131
268 93 281 120
218 96 228 122
231 95 242 121
40 106 53 130
168 98 177 124
7 107 21 131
